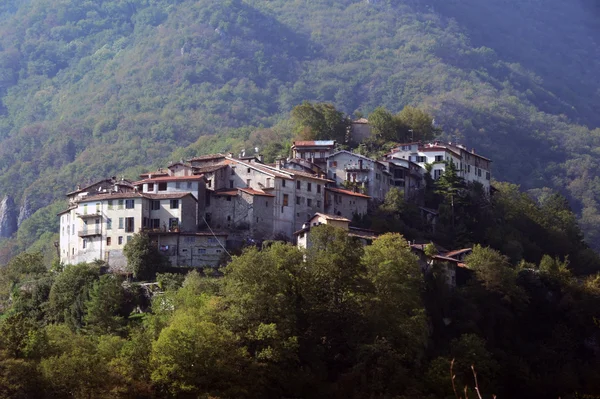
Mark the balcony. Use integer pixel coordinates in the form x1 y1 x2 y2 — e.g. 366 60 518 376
76 212 101 219
78 229 101 237
344 165 370 172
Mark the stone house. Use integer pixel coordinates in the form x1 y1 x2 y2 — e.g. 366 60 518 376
324 187 370 220
294 213 378 250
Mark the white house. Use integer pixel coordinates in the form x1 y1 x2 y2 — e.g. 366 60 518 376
388 142 491 192
326 150 391 202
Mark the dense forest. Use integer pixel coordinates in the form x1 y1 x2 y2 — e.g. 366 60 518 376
0 0 599 262
1 178 600 398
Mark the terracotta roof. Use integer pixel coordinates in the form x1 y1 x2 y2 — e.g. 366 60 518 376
312 212 351 222
192 164 228 174
144 192 197 201
326 187 371 199
292 140 336 147
134 175 204 185
57 205 77 215
66 178 135 196
281 168 334 182
444 248 472 258
231 159 293 179
139 170 169 178
420 146 462 157
188 153 226 162
212 189 239 196
79 191 196 202
239 188 275 197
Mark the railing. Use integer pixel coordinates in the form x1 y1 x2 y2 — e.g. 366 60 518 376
78 229 101 237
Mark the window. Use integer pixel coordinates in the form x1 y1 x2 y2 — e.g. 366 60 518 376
169 218 179 230
417 156 426 163
230 180 234 188
317 184 321 194
247 167 251 173
307 198 312 207
187 182 192 189
95 203 100 213
296 181 301 190
118 200 124 209
158 182 167 191
307 182 312 192
205 213 212 223
151 200 160 210
486 171 490 180
226 196 232 202
283 194 289 206
467 165 471 173
265 201 268 207
434 170 442 179
207 180 212 188
282 180 286 187
108 200 113 210
266 178 271 188
107 218 112 230
231 168 235 175
329 161 338 167
125 217 135 232
82 239 87 249
83 204 88 214
317 200 321 207
118 236 123 245
246 179 251 187
125 199 134 209
127 236 132 243
198 248 206 254
175 182 181 189
296 196 301 205
170 199 179 209
435 155 443 162
208 237 216 244
227 215 231 221
478 169 482 177
148 183 154 191
151 219 160 229
72 224 75 235
376 173 380 180
118 217 124 229
106 237 111 246
184 236 195 243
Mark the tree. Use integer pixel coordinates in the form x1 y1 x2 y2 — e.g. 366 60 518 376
396 106 439 141
291 102 350 142
47 263 100 330
368 106 397 141
123 233 170 281
83 274 125 335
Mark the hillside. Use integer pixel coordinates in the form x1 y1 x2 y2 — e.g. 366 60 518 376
0 0 599 259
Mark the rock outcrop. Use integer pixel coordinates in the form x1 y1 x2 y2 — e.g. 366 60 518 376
0 196 18 238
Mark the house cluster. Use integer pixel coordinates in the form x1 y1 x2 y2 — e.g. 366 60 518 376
58 132 491 275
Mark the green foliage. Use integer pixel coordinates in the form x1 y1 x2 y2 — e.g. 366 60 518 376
83 274 125 335
123 232 169 280
47 262 100 330
291 101 350 142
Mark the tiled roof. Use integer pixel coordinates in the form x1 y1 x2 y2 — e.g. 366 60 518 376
66 178 135 196
280 168 334 182
444 248 472 258
231 159 293 179
57 205 77 215
239 188 275 197
144 192 197 201
292 140 336 147
326 187 371 199
312 212 351 222
133 175 204 185
139 170 169 178
188 153 226 162
192 164 228 174
79 191 196 202
212 189 239 196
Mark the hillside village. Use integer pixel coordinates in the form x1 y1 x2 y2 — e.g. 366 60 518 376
58 120 492 285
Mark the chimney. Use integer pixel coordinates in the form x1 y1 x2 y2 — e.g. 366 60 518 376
275 157 284 170
257 154 264 163
471 148 476 154
227 152 234 158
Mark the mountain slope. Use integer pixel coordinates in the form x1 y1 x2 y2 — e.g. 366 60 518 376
0 0 599 258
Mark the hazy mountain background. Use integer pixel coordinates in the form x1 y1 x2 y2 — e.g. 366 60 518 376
0 0 599 262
